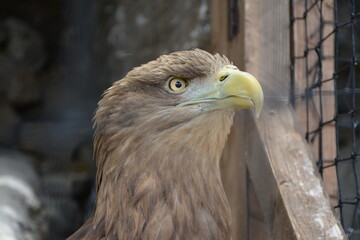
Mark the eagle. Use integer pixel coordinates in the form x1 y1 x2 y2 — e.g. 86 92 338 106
68 49 263 240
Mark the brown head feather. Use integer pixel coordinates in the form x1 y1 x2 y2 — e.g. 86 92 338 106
68 49 234 240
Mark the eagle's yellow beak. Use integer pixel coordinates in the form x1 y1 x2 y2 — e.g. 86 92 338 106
178 65 264 117
215 67 263 117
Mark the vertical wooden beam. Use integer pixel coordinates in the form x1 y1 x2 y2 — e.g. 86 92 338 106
220 114 249 240
292 0 337 208
212 1 248 239
248 178 272 240
321 0 337 208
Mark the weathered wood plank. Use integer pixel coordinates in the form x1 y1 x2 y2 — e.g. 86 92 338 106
243 0 345 239
245 106 344 239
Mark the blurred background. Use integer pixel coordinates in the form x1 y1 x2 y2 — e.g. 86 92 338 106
0 0 210 239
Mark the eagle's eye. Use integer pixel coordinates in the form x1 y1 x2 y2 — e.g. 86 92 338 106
168 78 188 92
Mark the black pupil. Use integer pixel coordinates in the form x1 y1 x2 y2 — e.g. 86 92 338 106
175 81 182 88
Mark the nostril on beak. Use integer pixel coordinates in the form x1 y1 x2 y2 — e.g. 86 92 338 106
219 75 229 82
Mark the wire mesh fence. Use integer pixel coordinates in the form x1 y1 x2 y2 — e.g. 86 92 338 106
291 0 360 238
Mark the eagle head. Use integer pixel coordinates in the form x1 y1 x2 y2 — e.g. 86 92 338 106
69 49 263 240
